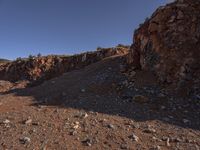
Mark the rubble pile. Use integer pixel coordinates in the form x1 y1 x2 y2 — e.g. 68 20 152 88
127 0 200 86
0 47 128 83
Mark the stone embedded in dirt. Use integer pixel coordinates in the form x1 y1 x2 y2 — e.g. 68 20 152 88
72 121 80 129
2 119 10 124
75 112 89 119
19 137 31 144
133 123 140 129
82 138 93 146
69 130 77 136
83 113 89 118
152 136 162 142
144 126 156 134
133 95 149 104
107 124 115 129
166 138 170 147
195 145 200 150
128 133 139 142
24 118 32 125
171 137 182 143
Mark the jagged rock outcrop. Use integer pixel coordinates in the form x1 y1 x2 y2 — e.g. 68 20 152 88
0 46 128 84
127 0 200 85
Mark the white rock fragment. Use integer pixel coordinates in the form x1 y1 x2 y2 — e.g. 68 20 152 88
129 133 139 142
3 119 10 124
25 118 32 125
166 138 170 147
20 137 31 144
72 121 80 129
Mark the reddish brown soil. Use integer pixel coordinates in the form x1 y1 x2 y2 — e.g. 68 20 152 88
0 54 199 150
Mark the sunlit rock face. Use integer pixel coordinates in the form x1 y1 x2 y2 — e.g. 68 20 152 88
0 46 128 83
127 0 200 85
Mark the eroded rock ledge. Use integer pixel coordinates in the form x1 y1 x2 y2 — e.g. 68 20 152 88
0 46 129 84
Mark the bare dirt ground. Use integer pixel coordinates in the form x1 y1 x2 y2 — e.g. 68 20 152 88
0 54 199 150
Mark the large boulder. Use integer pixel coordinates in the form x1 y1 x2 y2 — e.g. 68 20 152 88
127 0 200 85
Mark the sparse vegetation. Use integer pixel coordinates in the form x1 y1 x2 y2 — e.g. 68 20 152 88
37 53 42 58
28 54 35 60
96 46 102 51
16 57 22 61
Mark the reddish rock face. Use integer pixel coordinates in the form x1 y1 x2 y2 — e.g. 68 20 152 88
127 0 200 84
0 47 128 84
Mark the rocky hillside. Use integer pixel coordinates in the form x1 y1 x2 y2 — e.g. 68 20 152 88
0 1 200 149
127 0 200 88
0 46 129 84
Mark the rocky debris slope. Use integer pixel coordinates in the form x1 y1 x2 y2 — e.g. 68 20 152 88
127 0 200 87
0 55 199 150
0 46 128 84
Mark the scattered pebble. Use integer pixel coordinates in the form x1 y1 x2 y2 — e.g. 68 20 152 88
20 137 31 144
166 138 170 147
82 138 93 146
144 127 156 134
75 112 88 119
128 133 139 142
69 130 77 136
107 124 115 129
72 121 80 129
2 119 10 124
152 136 162 142
24 118 32 125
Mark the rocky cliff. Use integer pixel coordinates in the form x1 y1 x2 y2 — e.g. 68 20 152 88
0 46 128 84
127 0 200 87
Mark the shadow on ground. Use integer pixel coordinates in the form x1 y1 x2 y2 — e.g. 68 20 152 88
1 56 200 131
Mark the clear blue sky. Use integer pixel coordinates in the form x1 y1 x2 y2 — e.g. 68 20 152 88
0 0 171 60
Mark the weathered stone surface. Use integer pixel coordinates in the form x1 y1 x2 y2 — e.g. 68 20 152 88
0 46 128 84
127 0 200 86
